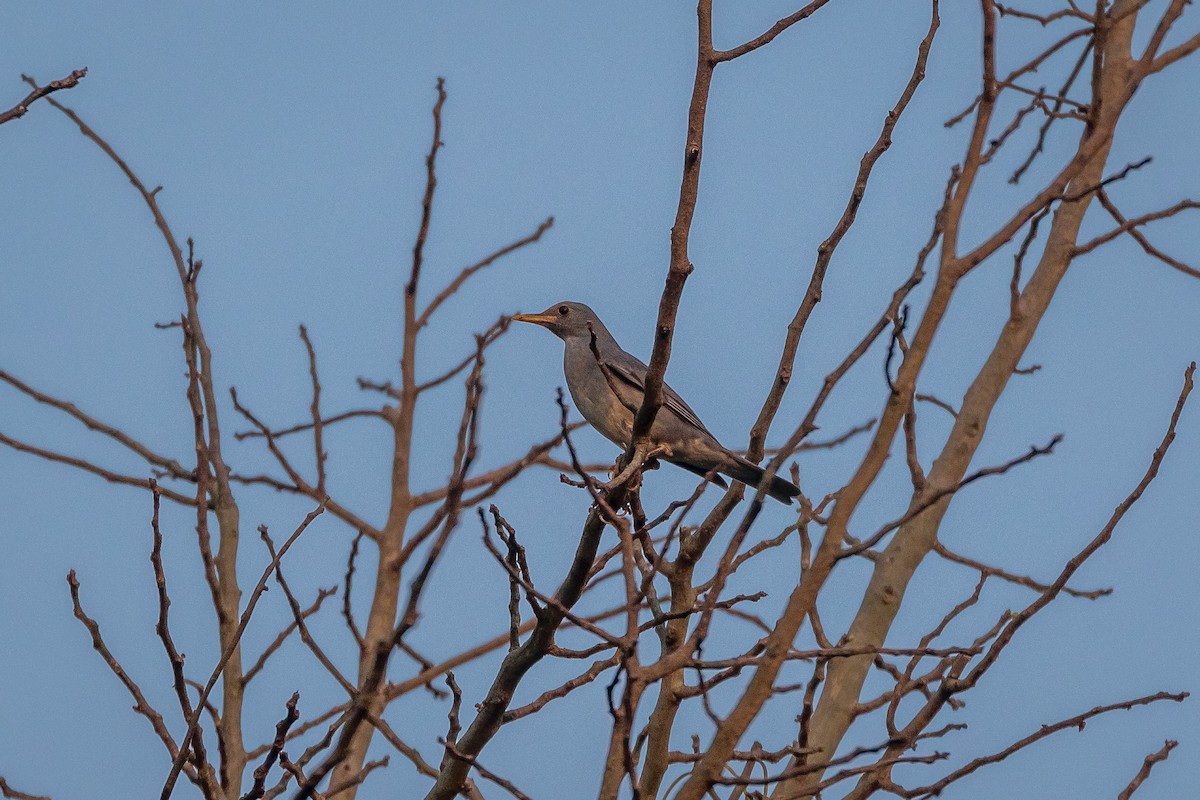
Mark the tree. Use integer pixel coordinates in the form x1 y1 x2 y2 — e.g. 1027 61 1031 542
2 2 1198 799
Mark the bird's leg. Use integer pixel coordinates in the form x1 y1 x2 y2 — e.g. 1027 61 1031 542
604 444 667 492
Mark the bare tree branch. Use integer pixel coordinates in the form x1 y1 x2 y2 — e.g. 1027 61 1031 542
0 69 86 126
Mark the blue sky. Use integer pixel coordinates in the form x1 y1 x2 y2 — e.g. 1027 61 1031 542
2 3 1198 798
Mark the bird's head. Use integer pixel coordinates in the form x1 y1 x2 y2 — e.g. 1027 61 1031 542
513 301 606 341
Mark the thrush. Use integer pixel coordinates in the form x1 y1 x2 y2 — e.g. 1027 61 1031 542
513 301 800 504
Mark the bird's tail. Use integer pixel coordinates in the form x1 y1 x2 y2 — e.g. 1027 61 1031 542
721 453 800 504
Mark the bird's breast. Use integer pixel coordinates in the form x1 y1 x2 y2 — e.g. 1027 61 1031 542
564 344 634 447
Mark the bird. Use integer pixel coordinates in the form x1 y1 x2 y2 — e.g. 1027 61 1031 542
513 301 800 504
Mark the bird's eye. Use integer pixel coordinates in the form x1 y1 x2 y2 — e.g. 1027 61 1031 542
558 305 569 315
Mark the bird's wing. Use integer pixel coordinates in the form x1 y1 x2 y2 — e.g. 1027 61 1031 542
603 358 715 437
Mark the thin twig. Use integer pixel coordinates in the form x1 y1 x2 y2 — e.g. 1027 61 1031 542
243 693 301 800
0 69 86 125
1117 740 1178 800
160 506 325 800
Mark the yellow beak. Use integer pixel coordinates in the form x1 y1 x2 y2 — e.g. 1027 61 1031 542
512 313 557 326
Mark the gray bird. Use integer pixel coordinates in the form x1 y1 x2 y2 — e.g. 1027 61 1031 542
513 301 800 504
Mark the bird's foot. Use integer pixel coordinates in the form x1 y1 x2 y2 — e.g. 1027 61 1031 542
603 445 666 493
